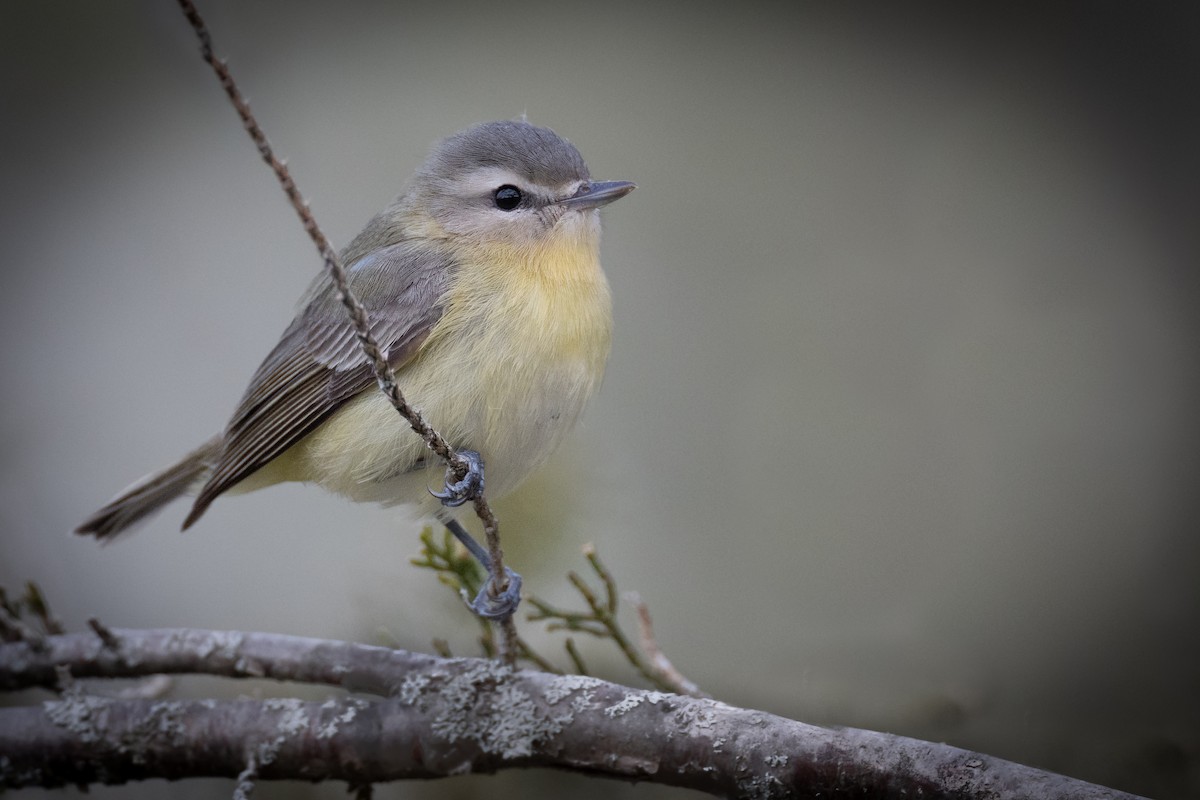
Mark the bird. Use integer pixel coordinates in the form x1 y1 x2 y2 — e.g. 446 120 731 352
76 119 634 618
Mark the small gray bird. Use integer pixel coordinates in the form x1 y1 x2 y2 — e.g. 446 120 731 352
77 120 635 617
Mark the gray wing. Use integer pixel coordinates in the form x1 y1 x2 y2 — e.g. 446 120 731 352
183 241 453 528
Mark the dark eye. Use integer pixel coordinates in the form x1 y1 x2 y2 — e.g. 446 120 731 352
493 184 522 211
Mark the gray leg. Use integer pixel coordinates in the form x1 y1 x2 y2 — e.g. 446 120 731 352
443 518 523 620
432 450 522 619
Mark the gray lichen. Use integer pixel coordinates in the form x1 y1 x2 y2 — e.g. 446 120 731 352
194 630 244 661
428 661 573 760
125 701 189 757
43 682 110 745
254 698 310 766
543 674 605 706
603 690 671 718
397 672 432 706
316 698 369 740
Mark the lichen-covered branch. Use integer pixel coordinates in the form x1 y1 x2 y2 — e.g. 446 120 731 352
0 628 437 696
0 628 1145 799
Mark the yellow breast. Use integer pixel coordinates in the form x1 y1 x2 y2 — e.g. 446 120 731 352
422 233 614 494
266 229 613 511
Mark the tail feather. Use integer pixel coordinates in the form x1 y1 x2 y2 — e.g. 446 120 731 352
75 435 222 541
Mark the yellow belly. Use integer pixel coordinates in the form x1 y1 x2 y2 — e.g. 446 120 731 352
248 235 613 517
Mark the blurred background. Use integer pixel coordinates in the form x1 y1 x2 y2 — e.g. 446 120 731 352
2 2 1198 798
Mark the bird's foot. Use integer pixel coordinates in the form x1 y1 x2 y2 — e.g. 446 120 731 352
443 517 523 620
468 566 523 620
431 449 484 508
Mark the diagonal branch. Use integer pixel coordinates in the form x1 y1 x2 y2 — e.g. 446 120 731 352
173 0 517 657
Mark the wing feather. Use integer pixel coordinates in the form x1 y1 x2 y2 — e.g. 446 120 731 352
182 242 452 528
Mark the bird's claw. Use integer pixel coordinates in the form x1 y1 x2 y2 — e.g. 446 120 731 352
431 450 484 508
467 567 523 620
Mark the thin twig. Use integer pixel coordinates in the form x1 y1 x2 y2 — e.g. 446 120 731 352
0 605 43 650
87 618 121 651
471 497 519 663
520 551 702 694
564 638 588 675
566 570 646 678
173 0 518 662
24 582 64 635
583 544 617 612
513 638 561 674
629 592 707 698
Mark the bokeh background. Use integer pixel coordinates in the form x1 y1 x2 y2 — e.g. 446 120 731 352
2 2 1198 798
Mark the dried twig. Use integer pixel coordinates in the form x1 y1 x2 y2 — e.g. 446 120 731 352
22 582 64 635
413 529 559 673
0 583 59 649
87 618 121 651
172 0 517 662
0 608 39 647
523 544 706 695
629 592 707 698
415 536 703 695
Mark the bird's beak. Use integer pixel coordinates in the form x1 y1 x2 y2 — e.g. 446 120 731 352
556 180 636 210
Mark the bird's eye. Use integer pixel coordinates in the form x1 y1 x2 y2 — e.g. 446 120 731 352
493 185 522 211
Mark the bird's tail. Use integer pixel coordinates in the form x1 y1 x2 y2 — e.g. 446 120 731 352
75 435 222 541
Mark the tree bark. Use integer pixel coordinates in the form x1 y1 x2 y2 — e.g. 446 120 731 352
0 628 1146 798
